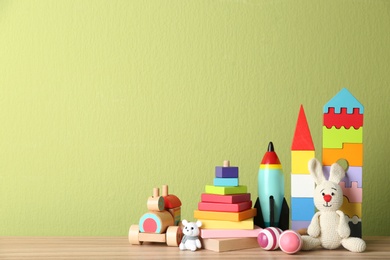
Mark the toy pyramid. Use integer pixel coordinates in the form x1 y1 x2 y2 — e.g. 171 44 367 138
194 160 261 252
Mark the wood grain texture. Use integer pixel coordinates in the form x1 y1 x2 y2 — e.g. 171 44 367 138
0 236 389 259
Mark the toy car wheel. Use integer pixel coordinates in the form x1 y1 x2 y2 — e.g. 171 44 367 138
166 226 182 247
129 225 142 245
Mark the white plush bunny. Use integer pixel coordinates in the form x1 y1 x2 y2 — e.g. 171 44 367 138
301 158 366 253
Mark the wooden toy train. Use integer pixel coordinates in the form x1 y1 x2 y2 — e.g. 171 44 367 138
128 185 183 246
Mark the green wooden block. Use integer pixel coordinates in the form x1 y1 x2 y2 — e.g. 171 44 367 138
205 185 247 195
322 126 363 149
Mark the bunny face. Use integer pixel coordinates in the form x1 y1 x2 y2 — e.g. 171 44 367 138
313 180 344 212
308 158 346 212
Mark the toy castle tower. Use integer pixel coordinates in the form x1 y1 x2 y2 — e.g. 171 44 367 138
322 88 363 237
291 105 315 231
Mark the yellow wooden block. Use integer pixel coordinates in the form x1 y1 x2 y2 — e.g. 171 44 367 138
323 126 363 149
340 196 362 219
194 208 256 222
322 143 363 167
197 218 254 230
291 151 315 174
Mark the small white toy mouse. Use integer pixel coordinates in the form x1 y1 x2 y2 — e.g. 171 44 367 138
179 220 202 251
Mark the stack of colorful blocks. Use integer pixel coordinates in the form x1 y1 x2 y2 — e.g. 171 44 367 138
194 161 260 252
290 105 316 231
322 88 363 237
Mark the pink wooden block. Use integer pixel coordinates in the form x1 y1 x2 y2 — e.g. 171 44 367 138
201 193 251 204
340 181 362 203
198 201 252 212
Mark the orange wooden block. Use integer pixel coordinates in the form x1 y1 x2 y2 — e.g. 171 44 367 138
322 143 363 166
194 208 256 222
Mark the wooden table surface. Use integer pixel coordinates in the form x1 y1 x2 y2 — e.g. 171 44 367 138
1 236 390 259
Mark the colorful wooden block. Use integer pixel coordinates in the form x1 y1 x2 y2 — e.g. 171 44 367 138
291 151 315 174
198 201 252 212
322 143 363 167
339 182 362 203
213 177 239 187
198 218 254 230
323 107 364 129
323 88 364 114
194 208 256 222
200 226 262 239
322 126 363 149
291 105 315 151
340 196 362 219
202 237 259 252
323 166 362 188
291 174 314 198
205 185 247 195
201 193 251 204
291 197 315 221
215 160 239 178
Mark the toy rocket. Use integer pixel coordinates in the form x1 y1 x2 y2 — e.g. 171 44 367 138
254 142 289 230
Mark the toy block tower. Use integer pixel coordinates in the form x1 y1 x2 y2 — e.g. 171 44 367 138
194 161 261 251
194 160 256 229
322 88 363 237
291 105 315 231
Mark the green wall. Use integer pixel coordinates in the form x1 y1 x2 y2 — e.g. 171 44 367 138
1 0 389 236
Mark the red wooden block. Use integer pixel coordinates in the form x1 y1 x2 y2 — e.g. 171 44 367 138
198 201 252 212
291 105 315 151
323 107 363 129
201 193 251 204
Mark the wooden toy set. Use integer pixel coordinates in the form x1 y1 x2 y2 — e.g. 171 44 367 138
322 88 363 237
194 160 260 252
128 88 364 253
290 105 315 231
128 185 183 246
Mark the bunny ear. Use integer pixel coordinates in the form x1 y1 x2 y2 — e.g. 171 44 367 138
328 162 345 184
308 158 326 185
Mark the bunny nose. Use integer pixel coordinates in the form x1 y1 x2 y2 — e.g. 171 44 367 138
323 194 332 202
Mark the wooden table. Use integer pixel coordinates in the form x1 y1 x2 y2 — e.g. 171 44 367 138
1 236 389 259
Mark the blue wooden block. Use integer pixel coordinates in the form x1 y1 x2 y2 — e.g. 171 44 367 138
323 88 364 114
291 197 315 221
215 166 239 178
213 177 239 187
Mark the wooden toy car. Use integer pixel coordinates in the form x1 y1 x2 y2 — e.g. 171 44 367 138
128 185 183 246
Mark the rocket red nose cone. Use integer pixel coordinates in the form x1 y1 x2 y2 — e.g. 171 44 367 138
261 152 281 164
260 142 281 164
